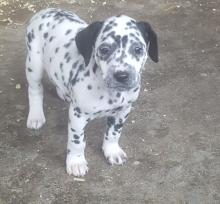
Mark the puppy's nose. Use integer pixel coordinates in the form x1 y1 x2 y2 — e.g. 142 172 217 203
113 71 129 83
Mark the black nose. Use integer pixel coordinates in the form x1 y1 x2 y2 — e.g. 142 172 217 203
113 71 129 83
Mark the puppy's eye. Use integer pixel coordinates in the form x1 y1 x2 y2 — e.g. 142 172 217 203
134 46 143 55
99 46 111 55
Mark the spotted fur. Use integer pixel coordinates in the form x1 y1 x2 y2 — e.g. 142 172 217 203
26 8 158 177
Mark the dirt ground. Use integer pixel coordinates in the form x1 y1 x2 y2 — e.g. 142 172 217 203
0 0 220 203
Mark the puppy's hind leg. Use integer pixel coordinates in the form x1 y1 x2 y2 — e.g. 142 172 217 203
26 43 46 129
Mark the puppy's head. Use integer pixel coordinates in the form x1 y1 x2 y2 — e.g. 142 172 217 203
76 15 158 91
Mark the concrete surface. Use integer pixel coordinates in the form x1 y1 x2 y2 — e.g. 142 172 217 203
0 0 220 203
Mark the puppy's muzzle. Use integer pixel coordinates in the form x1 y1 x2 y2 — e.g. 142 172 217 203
105 68 139 91
113 71 130 83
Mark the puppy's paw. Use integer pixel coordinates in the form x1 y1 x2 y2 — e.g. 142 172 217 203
102 142 127 165
27 111 46 129
66 154 88 177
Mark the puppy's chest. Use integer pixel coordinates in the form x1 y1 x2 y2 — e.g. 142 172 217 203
73 79 139 115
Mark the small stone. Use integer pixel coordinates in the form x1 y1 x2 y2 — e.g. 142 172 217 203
15 84 21 89
133 161 140 165
74 178 85 182
200 73 208 77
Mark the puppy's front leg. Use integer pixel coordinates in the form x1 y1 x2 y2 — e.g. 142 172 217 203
102 105 132 165
66 104 89 177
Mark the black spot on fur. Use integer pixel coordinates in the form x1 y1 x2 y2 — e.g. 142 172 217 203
122 35 128 48
47 22 50 27
74 107 81 114
43 32 48 39
70 64 84 86
49 36 54 42
103 24 112 33
65 29 72 35
116 50 126 63
93 63 98 74
114 123 123 132
72 61 79 69
86 118 91 122
116 92 121 98
121 97 125 103
27 67 33 72
112 35 121 45
64 52 69 59
69 70 73 81
101 31 115 42
124 113 129 118
93 110 102 115
60 62 63 71
129 33 141 43
38 23 43 31
54 11 84 24
73 134 80 139
58 19 64 24
27 30 35 43
66 56 71 63
114 106 123 111
71 128 75 132
107 116 115 127
87 85 92 90
64 42 71 48
84 70 90 77
55 47 59 53
73 140 80 144
108 99 113 104
27 43 31 50
54 72 58 79
100 96 104 100
133 87 139 92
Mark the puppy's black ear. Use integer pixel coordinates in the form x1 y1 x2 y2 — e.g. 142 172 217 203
75 21 103 66
137 22 158 63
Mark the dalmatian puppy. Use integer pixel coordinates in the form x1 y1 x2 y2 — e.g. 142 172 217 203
26 8 158 177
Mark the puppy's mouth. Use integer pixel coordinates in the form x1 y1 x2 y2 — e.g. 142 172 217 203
105 75 140 92
107 84 134 91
